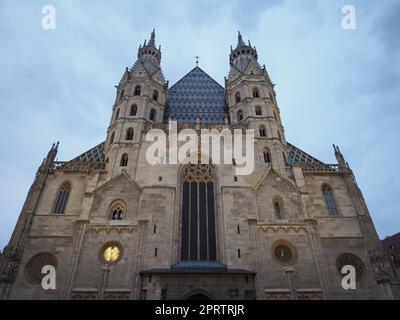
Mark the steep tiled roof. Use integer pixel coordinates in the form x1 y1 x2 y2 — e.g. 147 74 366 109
67 141 325 166
287 143 324 165
168 67 226 124
70 142 105 162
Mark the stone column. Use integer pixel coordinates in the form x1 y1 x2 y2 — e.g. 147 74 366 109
130 219 148 300
98 266 110 300
248 219 262 300
285 267 297 300
62 222 87 299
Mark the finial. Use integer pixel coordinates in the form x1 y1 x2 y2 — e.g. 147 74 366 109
237 31 245 47
195 56 200 67
148 29 156 47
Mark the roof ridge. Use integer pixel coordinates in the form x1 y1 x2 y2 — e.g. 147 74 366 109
169 66 224 91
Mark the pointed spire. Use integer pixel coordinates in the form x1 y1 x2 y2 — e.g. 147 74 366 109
148 29 156 47
333 144 348 170
237 31 245 47
230 31 258 69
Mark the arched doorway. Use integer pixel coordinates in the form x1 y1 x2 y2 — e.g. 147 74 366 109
180 164 217 261
186 293 212 300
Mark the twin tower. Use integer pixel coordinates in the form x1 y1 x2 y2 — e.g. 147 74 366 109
105 30 288 177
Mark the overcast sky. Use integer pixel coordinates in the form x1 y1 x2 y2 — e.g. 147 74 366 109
0 0 399 249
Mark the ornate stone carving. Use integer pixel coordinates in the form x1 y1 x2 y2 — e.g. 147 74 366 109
24 252 57 284
258 225 307 233
87 225 137 234
183 164 214 183
336 253 366 281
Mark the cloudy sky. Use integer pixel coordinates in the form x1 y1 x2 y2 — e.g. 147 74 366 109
0 0 399 249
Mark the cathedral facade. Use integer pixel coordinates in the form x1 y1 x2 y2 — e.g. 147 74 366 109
0 31 398 300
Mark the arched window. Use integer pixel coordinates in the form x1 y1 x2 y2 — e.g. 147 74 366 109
237 110 244 122
130 104 137 116
110 202 125 221
126 128 134 141
259 125 266 137
53 182 71 214
235 92 241 103
181 164 217 261
119 90 124 102
25 253 58 284
322 184 338 216
263 148 271 163
149 108 156 121
273 199 283 220
120 153 129 167
134 85 141 96
114 109 120 121
253 87 260 98
153 90 159 102
255 105 262 116
109 132 115 145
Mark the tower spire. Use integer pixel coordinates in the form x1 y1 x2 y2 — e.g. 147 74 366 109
148 29 156 47
230 31 258 69
135 29 162 71
237 31 245 47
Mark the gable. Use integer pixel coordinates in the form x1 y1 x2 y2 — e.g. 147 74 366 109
90 172 142 219
168 67 226 124
255 168 299 195
243 60 263 76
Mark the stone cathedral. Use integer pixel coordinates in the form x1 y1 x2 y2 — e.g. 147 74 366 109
0 31 398 300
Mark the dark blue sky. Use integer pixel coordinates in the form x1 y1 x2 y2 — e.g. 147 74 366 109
0 0 399 249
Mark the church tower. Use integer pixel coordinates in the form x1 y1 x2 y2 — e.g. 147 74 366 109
104 30 168 178
226 32 288 173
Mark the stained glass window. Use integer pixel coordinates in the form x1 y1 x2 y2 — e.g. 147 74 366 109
53 182 71 214
181 164 216 261
322 184 338 216
110 202 125 221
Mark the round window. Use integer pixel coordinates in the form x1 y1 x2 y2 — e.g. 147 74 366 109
100 242 123 265
336 253 365 281
25 252 57 284
272 241 297 265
